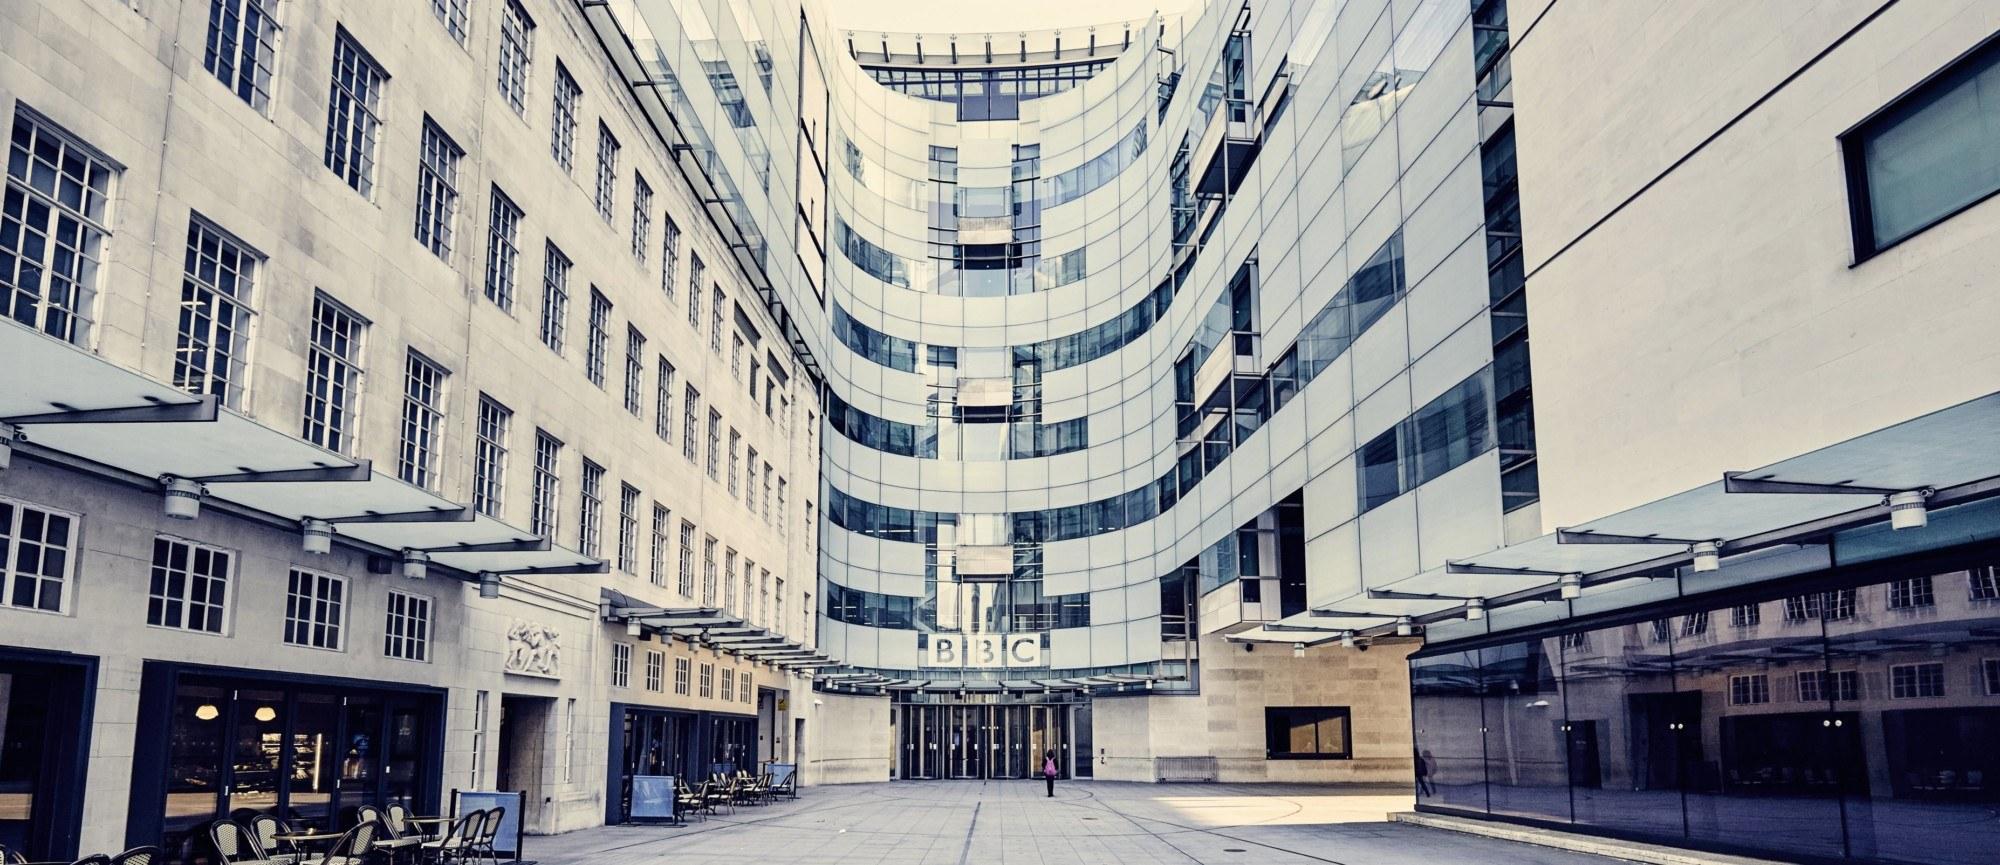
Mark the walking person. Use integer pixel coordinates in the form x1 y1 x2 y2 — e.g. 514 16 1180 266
1043 749 1059 797
1415 748 1436 797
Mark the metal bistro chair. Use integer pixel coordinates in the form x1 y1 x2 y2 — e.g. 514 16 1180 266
109 847 162 865
469 808 503 865
68 856 113 865
363 806 424 865
384 805 423 842
0 844 25 865
417 811 480 865
209 820 269 865
247 815 301 865
306 822 377 865
674 780 707 823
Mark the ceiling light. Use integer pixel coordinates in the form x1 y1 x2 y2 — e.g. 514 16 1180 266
478 572 501 599
1292 642 1306 658
301 519 333 555
1340 631 1356 648
1464 598 1485 620
1887 489 1930 530
1689 541 1721 573
1395 616 1415 637
1560 573 1584 599
400 549 429 579
162 476 204 520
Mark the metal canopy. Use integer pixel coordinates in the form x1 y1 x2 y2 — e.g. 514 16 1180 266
1381 389 2000 625
3 325 603 582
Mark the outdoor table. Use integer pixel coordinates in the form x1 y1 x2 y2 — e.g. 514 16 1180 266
271 831 342 857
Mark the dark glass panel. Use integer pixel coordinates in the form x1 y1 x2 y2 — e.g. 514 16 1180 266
1559 620 1689 839
1482 642 1571 821
1411 650 1486 812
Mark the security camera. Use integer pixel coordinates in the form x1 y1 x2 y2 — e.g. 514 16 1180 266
1355 642 1370 652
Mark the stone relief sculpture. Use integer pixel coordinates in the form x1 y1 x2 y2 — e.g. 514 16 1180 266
505 620 562 678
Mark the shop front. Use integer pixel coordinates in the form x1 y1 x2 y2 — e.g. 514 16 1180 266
126 662 444 850
605 704 760 824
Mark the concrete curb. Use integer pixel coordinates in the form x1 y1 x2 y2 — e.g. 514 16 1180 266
1390 812 1794 865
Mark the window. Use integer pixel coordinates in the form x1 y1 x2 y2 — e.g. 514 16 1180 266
531 430 561 537
655 357 676 441
698 662 714 698
1888 575 1935 609
414 119 463 259
579 459 605 558
473 396 510 517
777 478 788 536
759 570 770 625
4 108 117 345
1973 566 2000 601
203 0 281 112
1843 37 2000 259
1826 588 1857 620
384 591 432 661
678 521 697 597
470 691 489 787
563 698 576 782
617 484 640 574
303 294 366 453
706 411 723 479
149 537 231 633
624 326 646 414
687 254 705 329
611 642 631 688
497 0 534 114
551 63 580 172
662 218 681 299
775 577 785 633
728 429 742 496
585 289 611 387
675 657 691 695
731 334 744 381
682 386 702 461
1890 662 1946 698
324 30 386 196
745 448 759 512
741 672 752 703
723 549 738 610
484 187 522 309
1650 619 1672 644
0 498 76 613
398 351 447 489
284 569 345 650
540 242 570 352
710 287 726 354
1680 612 1709 637
1264 707 1351 759
701 536 718 605
1730 603 1761 628
1798 669 1858 702
720 668 734 702
430 0 468 43
650 503 670 587
1356 429 1400 513
632 173 652 260
1784 593 1823 623
594 123 620 221
1985 658 2000 696
1729 674 1770 705
645 650 664 692
174 217 258 407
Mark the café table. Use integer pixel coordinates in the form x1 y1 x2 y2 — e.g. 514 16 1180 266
270 830 343 861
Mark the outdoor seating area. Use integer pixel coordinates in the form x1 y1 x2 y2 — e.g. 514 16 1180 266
668 770 798 823
10 804 517 865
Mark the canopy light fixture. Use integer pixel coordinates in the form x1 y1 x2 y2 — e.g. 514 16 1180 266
1887 489 1930 530
1340 631 1357 648
626 620 643 637
400 549 429 579
0 422 16 470
1464 597 1486 620
162 476 205 520
1689 541 1721 573
1395 616 1416 637
478 572 501 599
1559 573 1584 599
301 519 333 555
1292 642 1306 658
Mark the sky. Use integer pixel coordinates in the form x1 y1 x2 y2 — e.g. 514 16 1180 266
825 0 1179 35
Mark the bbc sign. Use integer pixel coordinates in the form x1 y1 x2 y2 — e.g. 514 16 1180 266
923 633 1042 668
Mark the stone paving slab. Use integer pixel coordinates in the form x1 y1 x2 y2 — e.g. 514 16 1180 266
530 781 1640 865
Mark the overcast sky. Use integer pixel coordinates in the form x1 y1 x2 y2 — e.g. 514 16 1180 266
825 0 1180 35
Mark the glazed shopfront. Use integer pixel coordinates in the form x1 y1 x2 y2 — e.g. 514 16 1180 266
125 663 445 850
605 704 758 824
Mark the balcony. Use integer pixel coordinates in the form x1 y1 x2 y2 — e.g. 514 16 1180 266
1198 577 1282 635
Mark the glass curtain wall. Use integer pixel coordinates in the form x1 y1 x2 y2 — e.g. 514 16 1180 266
1412 560 2000 865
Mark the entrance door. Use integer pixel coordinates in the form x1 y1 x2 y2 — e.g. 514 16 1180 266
898 705 943 780
947 707 983 779
0 657 90 860
496 696 553 830
1029 705 1067 780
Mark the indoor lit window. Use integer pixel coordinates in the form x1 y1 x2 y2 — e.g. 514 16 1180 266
398 351 448 490
383 590 431 662
3 108 117 345
302 293 367 454
283 568 346 651
174 217 259 408
148 536 232 634
324 29 387 196
202 0 281 112
414 118 463 260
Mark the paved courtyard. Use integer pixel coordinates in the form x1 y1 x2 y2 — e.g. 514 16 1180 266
533 781 1631 865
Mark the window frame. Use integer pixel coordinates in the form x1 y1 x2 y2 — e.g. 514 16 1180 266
283 567 347 651
147 535 234 635
0 496 79 615
202 0 283 113
174 215 261 408
397 349 448 490
1262 706 1353 760
1840 32 2000 263
323 27 388 197
384 589 433 662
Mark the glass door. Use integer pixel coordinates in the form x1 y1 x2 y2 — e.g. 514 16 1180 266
947 706 983 779
224 689 286 817
1029 705 1067 780
994 706 1028 779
